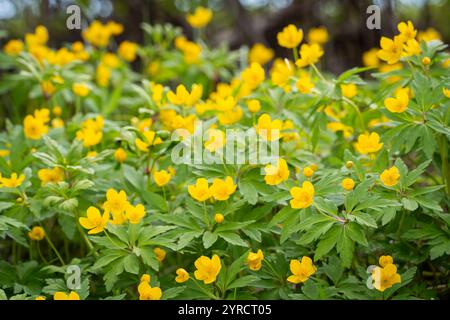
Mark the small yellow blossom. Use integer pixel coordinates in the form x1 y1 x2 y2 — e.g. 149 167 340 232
249 43 274 65
384 88 409 113
118 41 138 62
264 159 290 185
342 178 355 191
54 291 80 300
354 132 383 155
114 148 127 163
186 6 213 29
247 250 264 271
214 213 224 224
154 247 166 262
79 206 109 234
175 268 190 283
38 167 64 185
72 82 90 97
289 181 314 209
295 43 324 67
210 176 237 201
341 83 357 99
380 166 400 187
154 169 172 187
307 26 329 45
194 254 221 284
188 178 212 202
28 226 45 241
277 24 303 49
287 256 316 284
0 173 25 188
125 204 146 224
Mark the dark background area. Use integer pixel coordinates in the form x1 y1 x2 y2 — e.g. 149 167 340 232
0 0 449 74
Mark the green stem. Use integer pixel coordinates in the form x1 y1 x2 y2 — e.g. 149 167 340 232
439 135 450 196
292 47 299 62
203 201 211 230
40 224 65 266
104 230 128 251
37 242 48 264
264 259 284 283
311 63 326 82
191 278 219 300
343 96 366 131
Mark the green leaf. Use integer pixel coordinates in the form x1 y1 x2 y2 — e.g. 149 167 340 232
218 232 248 247
401 198 418 211
336 227 354 268
202 231 218 249
314 225 340 261
227 275 259 289
354 212 377 228
268 206 296 227
140 246 159 271
123 254 140 275
239 180 258 205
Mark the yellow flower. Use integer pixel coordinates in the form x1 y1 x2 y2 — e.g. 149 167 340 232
82 20 113 48
277 24 303 49
402 39 421 57
384 88 409 113
287 256 317 284
106 21 124 36
422 57 431 65
295 43 324 67
210 176 237 201
118 41 138 62
214 213 224 224
54 291 80 300
295 73 314 94
218 107 243 125
154 247 166 262
114 148 127 163
96 64 111 87
138 281 162 300
417 27 441 42
264 159 290 186
154 169 172 187
141 274 151 283
326 122 353 138
76 117 104 148
397 21 417 42
167 84 203 107
79 206 109 234
342 178 355 191
354 132 383 155
289 181 314 209
101 52 121 68
270 59 294 92
28 226 45 241
3 39 24 55
175 268 190 283
303 166 314 178
186 6 213 29
41 80 55 97
371 263 401 292
377 36 404 65
72 82 90 97
38 167 64 185
52 118 64 129
194 254 222 284
23 115 48 140
307 26 329 45
341 83 357 99
241 63 265 89
188 178 212 202
103 189 129 220
363 48 380 67
443 88 450 98
125 204 146 224
256 114 283 141
247 99 261 113
0 173 25 188
35 296 46 300
0 149 10 157
380 166 400 187
379 255 394 267
247 250 264 271
135 130 161 152
204 129 226 152
248 43 274 65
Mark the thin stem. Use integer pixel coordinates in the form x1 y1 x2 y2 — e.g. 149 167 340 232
311 63 326 82
292 47 299 62
104 230 128 252
37 242 48 264
191 278 219 300
203 201 211 230
342 96 366 131
40 224 65 266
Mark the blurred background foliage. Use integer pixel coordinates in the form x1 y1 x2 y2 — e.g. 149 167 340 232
0 0 449 74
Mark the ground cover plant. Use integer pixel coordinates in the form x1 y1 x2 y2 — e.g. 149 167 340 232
0 5 449 300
